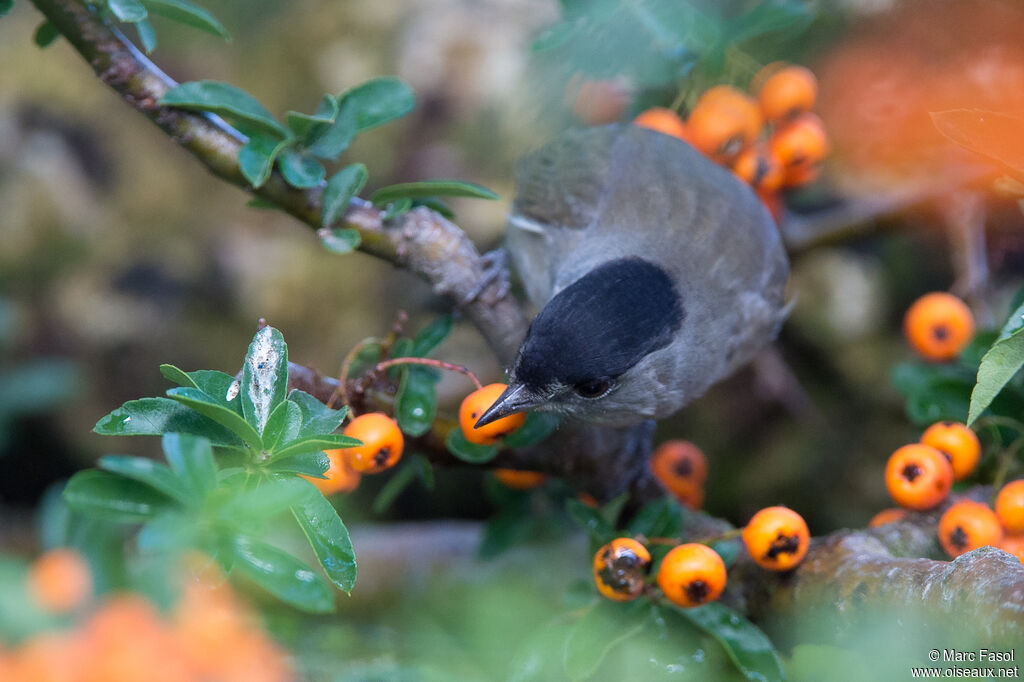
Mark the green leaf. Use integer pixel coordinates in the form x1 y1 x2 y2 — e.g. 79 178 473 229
229 535 334 613
413 197 455 219
266 451 329 477
159 81 287 137
479 498 532 559
286 96 337 141
160 367 240 411
338 76 415 131
372 458 420 514
318 228 362 254
395 366 437 437
108 0 147 22
141 0 229 38
240 325 289 436
291 484 357 592
411 315 453 356
162 432 218 500
627 497 683 540
98 455 191 504
262 399 302 451
892 362 974 425
0 0 14 18
63 470 176 522
503 412 561 449
134 18 157 52
381 197 413 221
247 196 276 209
445 428 498 464
159 363 196 388
726 0 813 44
565 498 614 545
288 389 347 438
94 397 242 446
307 99 357 159
673 602 784 682
166 387 263 451
563 601 647 681
998 299 1024 342
215 475 311 522
33 20 60 47
531 21 576 52
968 327 1024 425
271 434 361 461
239 132 289 188
279 150 325 189
321 163 368 229
370 180 499 205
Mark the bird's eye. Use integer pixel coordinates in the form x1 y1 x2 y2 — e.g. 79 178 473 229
574 379 612 399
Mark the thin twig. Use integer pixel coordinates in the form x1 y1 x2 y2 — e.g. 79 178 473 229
372 358 483 390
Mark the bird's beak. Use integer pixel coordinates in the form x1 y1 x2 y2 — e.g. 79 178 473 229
474 383 542 428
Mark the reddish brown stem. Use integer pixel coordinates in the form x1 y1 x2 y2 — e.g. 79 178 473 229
373 358 483 390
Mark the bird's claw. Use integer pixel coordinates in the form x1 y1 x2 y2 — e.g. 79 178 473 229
462 248 511 306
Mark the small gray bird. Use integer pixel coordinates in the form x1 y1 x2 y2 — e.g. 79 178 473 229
475 124 789 428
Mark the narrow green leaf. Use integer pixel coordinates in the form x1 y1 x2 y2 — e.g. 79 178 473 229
286 96 337 140
445 428 498 463
479 498 532 559
413 197 455 219
381 197 412 221
135 18 157 52
186 370 241 411
279 150 325 189
291 483 357 592
0 0 14 18
503 412 561 449
307 99 357 159
63 470 175 522
266 451 329 477
108 0 147 23
563 601 647 681
288 390 347 438
318 228 362 254
338 76 415 131
33 20 60 47
159 81 287 137
162 433 218 500
968 328 1024 425
262 400 302 451
229 535 334 613
395 366 437 437
410 315 453 357
141 0 229 38
215 475 310 521
93 397 242 446
98 455 191 504
370 179 498 205
271 434 361 461
531 21 575 52
166 387 262 450
565 498 614 545
627 497 683 539
726 0 812 43
371 460 419 514
673 602 784 682
239 325 289 436
321 163 367 229
159 363 197 388
239 133 289 188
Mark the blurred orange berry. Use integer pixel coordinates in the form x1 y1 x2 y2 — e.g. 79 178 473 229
28 548 92 614
686 86 762 162
593 538 651 602
459 383 527 446
732 145 785 193
885 444 954 510
657 543 727 608
494 468 546 490
782 162 821 188
633 107 688 141
903 292 975 362
343 413 404 473
920 421 981 481
868 507 908 527
758 64 818 123
650 440 707 510
742 506 810 571
769 112 827 172
938 499 1003 558
997 533 1024 564
995 480 1024 534
302 448 361 495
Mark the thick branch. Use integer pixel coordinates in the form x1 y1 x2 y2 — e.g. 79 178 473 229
28 0 527 364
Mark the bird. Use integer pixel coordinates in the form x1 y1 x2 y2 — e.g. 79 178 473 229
474 123 789 428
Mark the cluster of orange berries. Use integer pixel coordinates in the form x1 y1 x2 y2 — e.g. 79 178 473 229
872 421 1024 563
903 292 976 362
649 440 708 509
592 506 810 608
633 63 827 207
2 549 293 682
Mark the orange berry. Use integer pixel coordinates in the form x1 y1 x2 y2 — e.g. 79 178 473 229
578 492 600 508
758 64 818 123
920 421 981 481
301 448 361 495
27 548 92 613
494 468 546 490
656 543 727 608
686 86 762 162
650 440 707 489
633 107 689 141
903 292 975 362
997 533 1024 564
995 480 1024 534
742 506 810 571
342 413 404 473
781 162 820 188
459 383 527 446
938 499 1003 558
732 145 785 193
593 538 651 602
769 112 827 172
885 444 954 510
868 507 908 527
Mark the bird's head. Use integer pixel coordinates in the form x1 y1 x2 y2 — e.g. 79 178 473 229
475 257 684 428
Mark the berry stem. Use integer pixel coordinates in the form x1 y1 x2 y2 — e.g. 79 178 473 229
328 336 383 412
991 435 1024 506
692 527 744 546
373 358 483 390
975 416 1024 434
